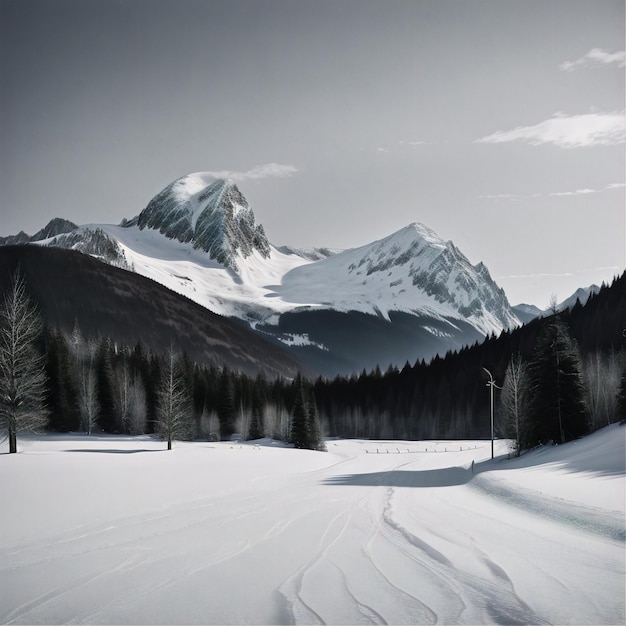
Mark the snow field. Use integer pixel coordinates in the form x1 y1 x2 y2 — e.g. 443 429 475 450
1 426 624 625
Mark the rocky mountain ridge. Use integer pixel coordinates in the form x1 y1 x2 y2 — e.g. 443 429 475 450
0 172 540 373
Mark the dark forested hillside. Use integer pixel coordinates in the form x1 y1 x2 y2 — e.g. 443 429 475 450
0 245 302 378
313 273 626 440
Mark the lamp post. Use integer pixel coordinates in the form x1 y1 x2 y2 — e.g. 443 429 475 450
482 367 501 459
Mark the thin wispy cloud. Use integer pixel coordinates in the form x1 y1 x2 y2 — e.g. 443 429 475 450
500 266 620 280
560 48 626 71
549 188 596 197
497 265 622 279
398 140 446 147
476 111 625 148
480 182 625 201
207 163 299 181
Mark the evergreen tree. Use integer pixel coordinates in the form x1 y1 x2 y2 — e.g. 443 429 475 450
306 393 325 451
144 352 162 433
95 338 117 432
45 330 80 432
523 317 587 448
217 366 236 440
248 374 266 440
289 384 309 449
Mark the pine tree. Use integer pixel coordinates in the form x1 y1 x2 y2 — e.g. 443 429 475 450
248 374 265 440
45 330 80 432
306 393 325 451
289 384 309 449
217 366 236 440
524 316 588 448
95 338 117 432
0 271 48 452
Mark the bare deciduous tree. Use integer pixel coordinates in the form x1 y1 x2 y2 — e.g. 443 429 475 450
79 339 98 435
583 350 622 431
0 271 48 453
499 353 529 456
156 348 191 450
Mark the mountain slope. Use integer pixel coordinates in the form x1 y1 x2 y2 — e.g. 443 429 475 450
0 245 302 378
274 223 518 336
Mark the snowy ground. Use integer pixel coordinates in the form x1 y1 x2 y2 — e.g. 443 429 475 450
1 425 624 625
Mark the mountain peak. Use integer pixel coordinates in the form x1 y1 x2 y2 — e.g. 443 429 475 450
275 222 519 336
136 173 270 270
32 218 78 242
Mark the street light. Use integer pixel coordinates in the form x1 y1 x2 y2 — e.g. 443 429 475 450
482 367 501 459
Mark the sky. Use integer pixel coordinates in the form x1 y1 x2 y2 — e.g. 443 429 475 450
1 0 624 307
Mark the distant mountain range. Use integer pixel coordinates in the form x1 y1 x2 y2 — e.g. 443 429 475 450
512 285 601 324
0 171 597 375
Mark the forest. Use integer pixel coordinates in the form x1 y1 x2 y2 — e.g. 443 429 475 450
1 270 625 453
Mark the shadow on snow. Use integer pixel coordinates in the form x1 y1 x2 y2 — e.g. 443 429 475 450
65 448 162 454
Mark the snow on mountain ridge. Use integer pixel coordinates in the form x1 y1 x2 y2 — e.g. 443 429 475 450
24 216 518 339
136 173 270 270
2 173 521 350
274 222 519 335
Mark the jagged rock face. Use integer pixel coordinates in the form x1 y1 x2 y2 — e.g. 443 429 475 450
31 218 78 241
276 245 342 261
358 223 517 330
0 231 31 246
137 173 270 270
0 218 78 246
279 222 518 335
48 228 130 270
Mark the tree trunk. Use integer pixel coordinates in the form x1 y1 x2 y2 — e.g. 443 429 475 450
167 436 172 451
9 427 17 453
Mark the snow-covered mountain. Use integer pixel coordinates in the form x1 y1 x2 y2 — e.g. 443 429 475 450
513 285 601 324
273 222 517 336
132 173 270 271
1 172 522 373
557 285 600 311
511 303 544 324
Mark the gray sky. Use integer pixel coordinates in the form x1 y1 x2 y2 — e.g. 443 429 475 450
1 0 624 307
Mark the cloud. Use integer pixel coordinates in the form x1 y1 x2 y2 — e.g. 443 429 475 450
480 182 625 201
500 266 620 280
398 140 447 146
560 48 626 71
476 112 625 148
207 163 299 181
548 188 596 197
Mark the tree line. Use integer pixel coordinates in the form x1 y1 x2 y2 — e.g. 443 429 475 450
2 270 625 454
312 277 626 452
0 272 325 453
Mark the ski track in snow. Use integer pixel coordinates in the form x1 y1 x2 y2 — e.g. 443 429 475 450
0 429 624 625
